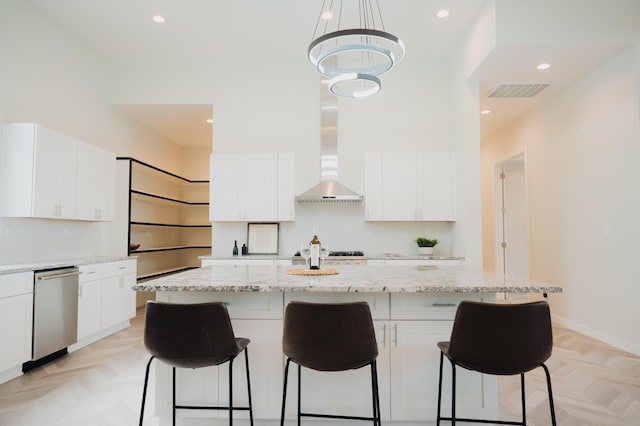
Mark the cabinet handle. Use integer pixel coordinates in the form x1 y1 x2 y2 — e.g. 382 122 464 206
78 284 82 297
432 303 456 307
393 323 398 347
119 277 125 287
118 266 126 270
382 324 386 348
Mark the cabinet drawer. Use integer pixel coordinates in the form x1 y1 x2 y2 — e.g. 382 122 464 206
163 292 283 320
390 293 483 320
284 292 390 320
0 272 34 299
101 259 136 278
79 264 102 282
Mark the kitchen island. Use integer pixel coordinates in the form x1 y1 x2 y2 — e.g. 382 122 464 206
134 264 561 426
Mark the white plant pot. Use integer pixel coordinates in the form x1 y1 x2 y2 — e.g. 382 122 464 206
418 247 434 255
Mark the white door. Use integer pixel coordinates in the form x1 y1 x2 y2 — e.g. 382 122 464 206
494 155 529 301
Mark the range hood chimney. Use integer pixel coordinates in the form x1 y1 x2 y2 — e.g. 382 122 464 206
296 83 363 204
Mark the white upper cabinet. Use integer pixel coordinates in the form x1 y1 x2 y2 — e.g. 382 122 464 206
76 142 115 221
210 153 295 222
0 123 115 221
364 152 456 222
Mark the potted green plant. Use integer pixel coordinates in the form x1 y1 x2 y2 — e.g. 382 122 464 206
415 237 438 255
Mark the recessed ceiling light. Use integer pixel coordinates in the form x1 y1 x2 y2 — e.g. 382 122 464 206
436 9 450 18
206 118 214 124
481 109 492 115
152 15 166 24
537 63 551 70
321 10 333 20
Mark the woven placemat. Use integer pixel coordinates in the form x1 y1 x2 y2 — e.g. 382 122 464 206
285 268 339 276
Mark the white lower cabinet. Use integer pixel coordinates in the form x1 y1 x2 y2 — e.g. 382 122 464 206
0 272 34 381
76 260 136 347
77 264 102 340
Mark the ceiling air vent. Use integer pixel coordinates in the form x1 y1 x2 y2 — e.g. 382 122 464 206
487 84 550 98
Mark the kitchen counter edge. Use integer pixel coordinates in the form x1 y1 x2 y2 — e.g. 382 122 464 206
0 256 137 275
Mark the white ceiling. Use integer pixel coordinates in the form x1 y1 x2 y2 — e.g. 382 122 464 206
28 0 628 145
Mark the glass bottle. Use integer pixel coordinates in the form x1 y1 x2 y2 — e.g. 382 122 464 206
309 231 321 270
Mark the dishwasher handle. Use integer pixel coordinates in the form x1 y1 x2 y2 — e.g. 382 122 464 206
37 271 81 281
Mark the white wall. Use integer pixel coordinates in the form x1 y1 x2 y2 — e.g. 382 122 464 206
481 47 640 354
0 0 183 264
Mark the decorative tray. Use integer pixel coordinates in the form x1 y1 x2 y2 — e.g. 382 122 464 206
285 268 339 276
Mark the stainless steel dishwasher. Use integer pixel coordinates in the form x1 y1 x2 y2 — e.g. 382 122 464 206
31 267 80 361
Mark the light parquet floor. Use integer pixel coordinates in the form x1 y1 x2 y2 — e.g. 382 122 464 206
0 309 638 425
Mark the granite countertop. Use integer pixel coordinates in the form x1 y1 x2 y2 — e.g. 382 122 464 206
133 264 562 294
200 254 465 261
0 256 136 276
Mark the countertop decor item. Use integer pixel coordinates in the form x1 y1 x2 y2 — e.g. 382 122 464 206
415 237 438 255
308 0 405 98
247 223 279 254
130 243 140 251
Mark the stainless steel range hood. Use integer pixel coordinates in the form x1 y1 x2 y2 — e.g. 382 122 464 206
296 83 363 204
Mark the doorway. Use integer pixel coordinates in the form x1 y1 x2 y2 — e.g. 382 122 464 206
494 152 529 301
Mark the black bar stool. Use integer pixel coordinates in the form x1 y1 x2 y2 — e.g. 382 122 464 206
139 301 254 426
436 300 557 426
280 301 381 425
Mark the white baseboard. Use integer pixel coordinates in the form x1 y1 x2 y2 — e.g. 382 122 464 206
552 314 640 356
0 365 23 385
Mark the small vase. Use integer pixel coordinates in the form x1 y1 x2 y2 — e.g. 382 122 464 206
418 247 434 255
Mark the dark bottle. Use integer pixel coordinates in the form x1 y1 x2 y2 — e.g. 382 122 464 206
233 240 239 256
241 243 248 256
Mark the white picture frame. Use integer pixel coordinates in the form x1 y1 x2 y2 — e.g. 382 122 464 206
247 223 279 254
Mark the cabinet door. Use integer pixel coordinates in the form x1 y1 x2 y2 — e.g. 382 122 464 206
33 126 77 219
210 154 243 221
390 321 490 421
417 153 456 221
100 274 135 329
77 279 101 340
77 142 116 221
0 272 33 373
0 293 33 372
364 153 383 221
382 153 418 220
277 154 295 221
243 154 278 220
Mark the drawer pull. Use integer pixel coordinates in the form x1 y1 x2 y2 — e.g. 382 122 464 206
432 302 456 307
118 266 126 270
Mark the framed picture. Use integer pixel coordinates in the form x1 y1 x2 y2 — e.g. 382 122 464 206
247 223 279 254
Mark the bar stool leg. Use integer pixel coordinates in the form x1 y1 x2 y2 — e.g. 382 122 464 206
244 348 254 426
450 361 456 426
172 367 177 426
436 352 444 426
542 364 557 426
297 363 302 426
370 360 381 426
280 358 291 426
521 373 526 426
228 358 234 426
139 356 155 426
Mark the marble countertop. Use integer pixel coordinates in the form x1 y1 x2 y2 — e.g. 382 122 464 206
0 256 136 276
133 264 562 294
200 254 465 261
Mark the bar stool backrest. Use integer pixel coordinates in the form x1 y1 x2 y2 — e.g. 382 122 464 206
448 301 553 375
283 301 378 372
144 301 240 369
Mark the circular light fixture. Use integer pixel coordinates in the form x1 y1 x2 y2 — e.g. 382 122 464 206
309 29 405 79
329 73 381 99
308 0 404 98
537 62 551 70
481 109 492 115
152 15 166 23
437 9 450 18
